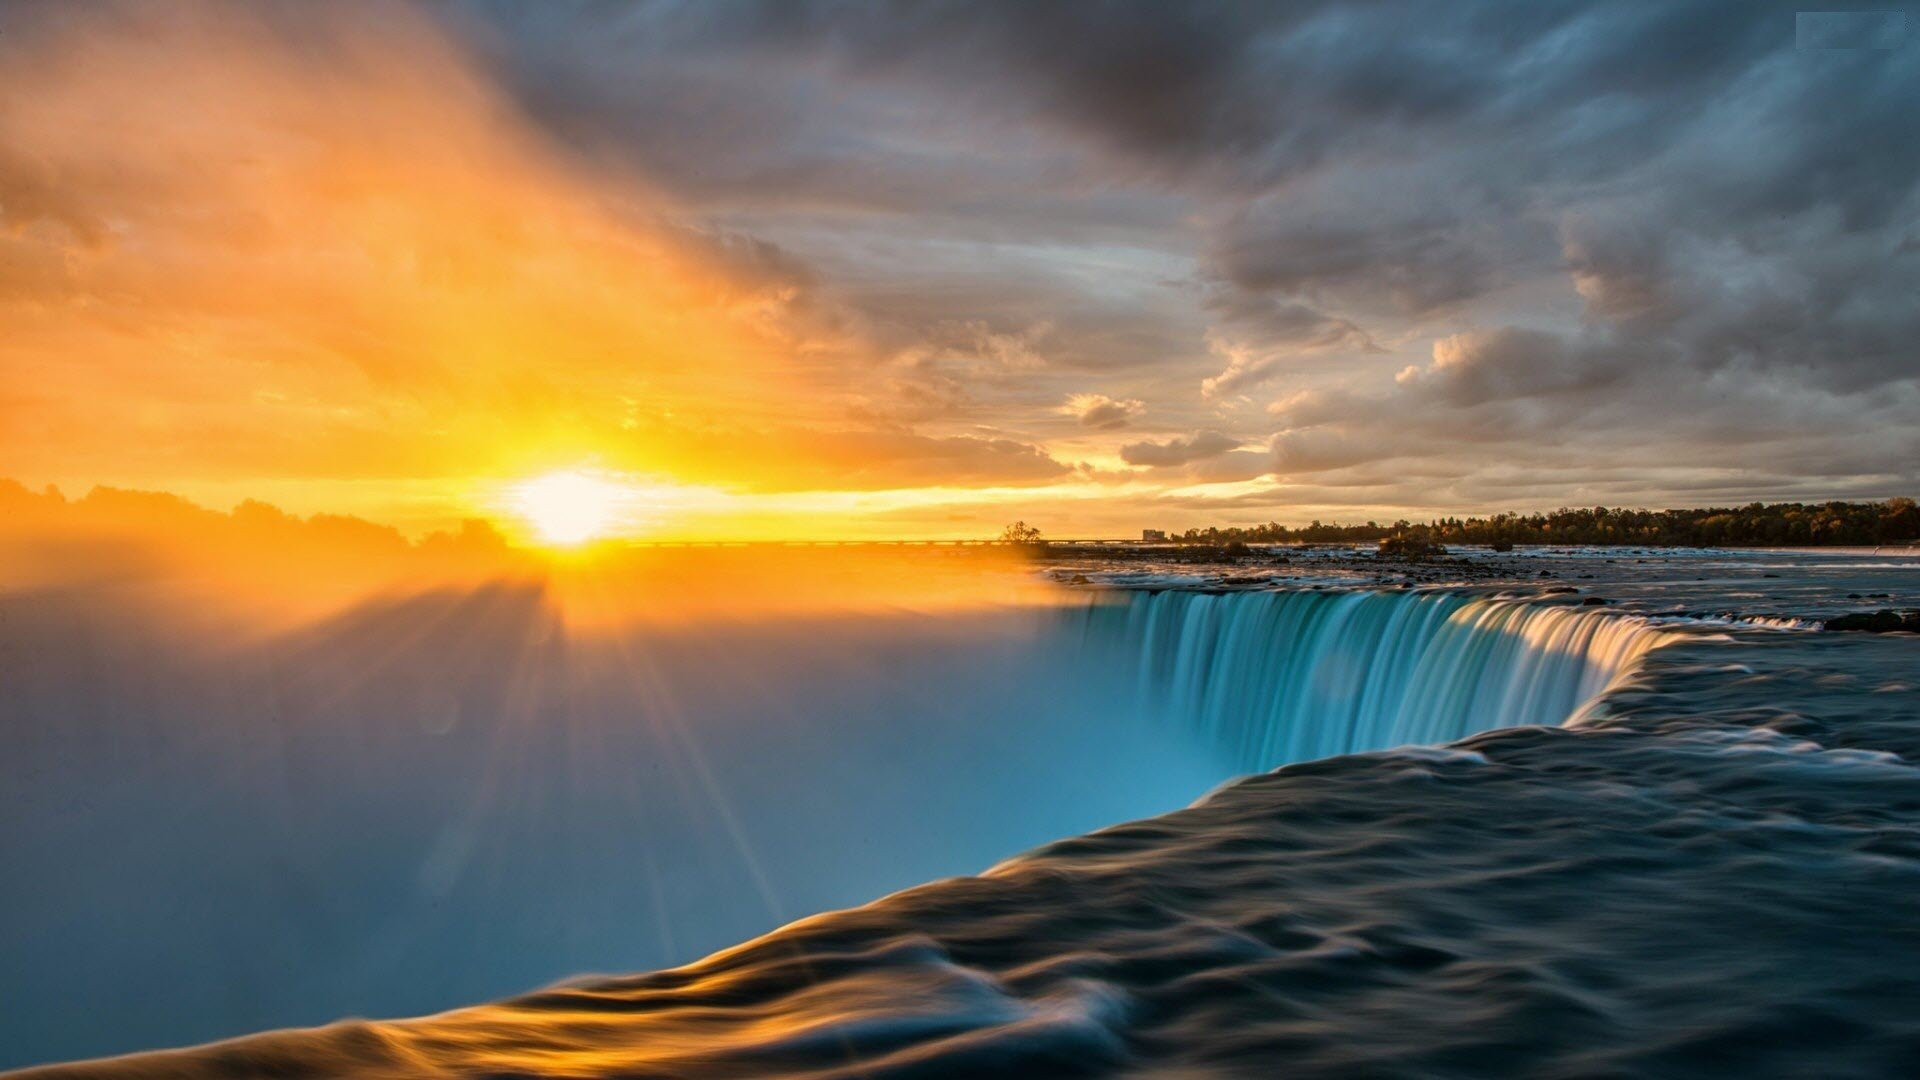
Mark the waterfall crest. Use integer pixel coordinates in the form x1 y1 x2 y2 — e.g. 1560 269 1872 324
1068 589 1671 771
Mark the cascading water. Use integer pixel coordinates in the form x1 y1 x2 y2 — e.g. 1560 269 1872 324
1066 588 1673 771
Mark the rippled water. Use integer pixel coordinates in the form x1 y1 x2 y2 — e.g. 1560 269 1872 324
5 550 1919 1076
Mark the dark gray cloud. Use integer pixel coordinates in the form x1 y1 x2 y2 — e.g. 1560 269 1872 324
438 2 1920 508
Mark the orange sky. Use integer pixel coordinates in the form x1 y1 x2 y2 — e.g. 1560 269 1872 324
1 5 807 536
0 4 1164 541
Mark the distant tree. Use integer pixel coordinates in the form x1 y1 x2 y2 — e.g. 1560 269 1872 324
1881 497 1919 542
1164 498 1917 550
998 521 1044 545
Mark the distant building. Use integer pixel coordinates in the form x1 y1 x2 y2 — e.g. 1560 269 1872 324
1142 529 1167 542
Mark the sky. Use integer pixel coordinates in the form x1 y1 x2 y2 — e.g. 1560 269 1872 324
2 1 1917 540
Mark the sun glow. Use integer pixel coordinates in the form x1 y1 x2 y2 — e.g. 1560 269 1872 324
510 470 639 546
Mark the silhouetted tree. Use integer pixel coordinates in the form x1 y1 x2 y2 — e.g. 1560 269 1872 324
998 521 1044 545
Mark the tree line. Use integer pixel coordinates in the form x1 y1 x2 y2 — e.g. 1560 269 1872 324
1162 498 1920 549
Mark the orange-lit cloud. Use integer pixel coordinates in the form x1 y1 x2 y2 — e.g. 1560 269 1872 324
0 2 1085 538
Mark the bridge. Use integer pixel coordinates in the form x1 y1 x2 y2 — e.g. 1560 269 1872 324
613 538 1168 548
601 538 1920 552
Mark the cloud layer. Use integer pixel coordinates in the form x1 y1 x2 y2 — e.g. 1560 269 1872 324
4 1 1915 531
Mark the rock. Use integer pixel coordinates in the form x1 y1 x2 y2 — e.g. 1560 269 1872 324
1376 535 1446 559
1582 596 1609 605
1824 610 1920 633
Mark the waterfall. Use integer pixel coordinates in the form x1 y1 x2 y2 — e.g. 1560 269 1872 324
1067 588 1672 771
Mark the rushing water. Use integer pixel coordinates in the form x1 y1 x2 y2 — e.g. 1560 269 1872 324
1071 589 1670 769
6 553 1920 1076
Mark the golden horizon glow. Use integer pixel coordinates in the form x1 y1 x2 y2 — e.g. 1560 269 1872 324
8 469 1304 546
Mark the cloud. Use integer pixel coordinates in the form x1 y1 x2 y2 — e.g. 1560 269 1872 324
0 2 817 482
7 0 1918 531
1120 430 1242 468
0 2 1091 515
1259 319 1920 512
1200 294 1379 398
753 429 1073 490
1205 189 1522 319
611 420 1073 492
1413 327 1631 406
1061 393 1145 429
440 2 1920 513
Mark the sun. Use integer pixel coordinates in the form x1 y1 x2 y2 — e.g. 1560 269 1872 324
509 469 633 546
